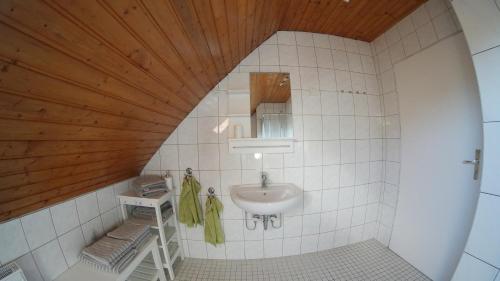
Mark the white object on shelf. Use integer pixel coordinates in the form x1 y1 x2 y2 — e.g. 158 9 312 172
233 124 243 138
55 235 166 281
229 138 294 154
118 189 184 280
0 262 26 281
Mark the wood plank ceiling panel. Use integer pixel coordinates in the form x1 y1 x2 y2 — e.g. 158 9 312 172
0 0 425 221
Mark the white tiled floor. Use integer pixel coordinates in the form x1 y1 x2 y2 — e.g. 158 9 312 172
173 239 430 281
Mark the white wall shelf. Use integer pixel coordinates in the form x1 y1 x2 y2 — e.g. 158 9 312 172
228 138 294 154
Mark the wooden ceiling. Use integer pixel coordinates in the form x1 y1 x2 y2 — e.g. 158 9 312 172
0 0 425 221
250 73 291 114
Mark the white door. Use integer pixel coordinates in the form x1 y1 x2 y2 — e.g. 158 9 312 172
390 33 482 281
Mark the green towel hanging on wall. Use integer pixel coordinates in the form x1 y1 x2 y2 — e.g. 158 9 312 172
204 194 224 245
179 175 203 227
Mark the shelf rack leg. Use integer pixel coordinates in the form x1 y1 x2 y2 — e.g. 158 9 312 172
152 239 168 281
171 194 185 260
155 205 175 280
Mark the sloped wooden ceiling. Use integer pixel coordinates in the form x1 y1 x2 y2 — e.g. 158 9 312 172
0 0 425 221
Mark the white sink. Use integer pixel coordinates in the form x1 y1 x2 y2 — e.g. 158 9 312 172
230 183 302 215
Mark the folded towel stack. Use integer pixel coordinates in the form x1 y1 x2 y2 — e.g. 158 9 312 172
131 201 173 222
80 222 151 273
132 175 167 197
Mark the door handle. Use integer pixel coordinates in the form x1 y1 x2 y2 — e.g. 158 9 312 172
463 149 481 180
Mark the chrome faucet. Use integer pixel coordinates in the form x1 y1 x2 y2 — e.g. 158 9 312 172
261 172 268 188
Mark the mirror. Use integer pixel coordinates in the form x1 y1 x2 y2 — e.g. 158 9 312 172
250 72 293 138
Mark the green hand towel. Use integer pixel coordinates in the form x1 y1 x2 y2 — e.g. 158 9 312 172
179 176 203 227
204 196 224 245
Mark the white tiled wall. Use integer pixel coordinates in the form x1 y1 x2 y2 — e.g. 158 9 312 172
0 180 132 281
142 30 385 259
369 0 462 245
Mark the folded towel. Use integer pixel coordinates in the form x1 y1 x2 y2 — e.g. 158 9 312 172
132 175 167 197
81 236 132 267
204 196 224 245
107 222 149 242
179 176 203 227
131 202 172 221
80 222 152 273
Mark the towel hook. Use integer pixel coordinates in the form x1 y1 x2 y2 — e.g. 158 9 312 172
185 167 193 176
208 187 216 198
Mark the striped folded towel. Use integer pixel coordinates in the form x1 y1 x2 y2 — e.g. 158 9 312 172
80 222 151 273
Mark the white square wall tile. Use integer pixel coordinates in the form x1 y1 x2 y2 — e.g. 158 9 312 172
244 241 263 259
198 117 219 143
301 235 319 254
228 73 250 91
206 243 226 259
416 22 438 48
321 92 339 115
295 32 314 46
303 166 321 191
178 144 199 170
482 123 500 196
338 187 355 209
198 144 219 170
473 47 500 122
323 140 341 165
339 117 355 140
304 141 323 167
465 194 500 267
97 185 116 214
313 33 330 48
225 241 245 259
303 115 323 141
318 232 335 251
188 240 207 259
302 214 321 235
303 191 322 214
332 50 349 71
0 219 29 263
21 209 57 250
316 48 333 69
322 189 339 212
284 216 302 238
160 145 179 171
50 200 79 236
283 237 301 256
452 253 499 281
299 67 319 90
259 44 279 66
322 116 340 140
298 46 317 67
15 253 43 281
278 45 299 66
81 216 104 245
320 211 337 233
32 239 68 281
58 227 85 267
178 117 198 144
76 192 99 224
264 239 283 258
277 31 296 45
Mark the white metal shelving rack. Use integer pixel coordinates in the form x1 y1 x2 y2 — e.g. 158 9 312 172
118 190 184 280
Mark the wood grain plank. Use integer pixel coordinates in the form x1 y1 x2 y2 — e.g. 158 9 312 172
0 155 151 194
0 147 158 176
0 119 167 141
0 140 162 159
0 91 173 133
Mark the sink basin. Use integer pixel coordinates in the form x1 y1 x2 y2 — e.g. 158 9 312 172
230 183 302 215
